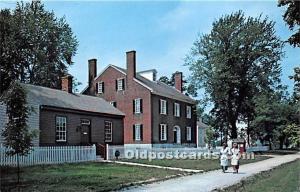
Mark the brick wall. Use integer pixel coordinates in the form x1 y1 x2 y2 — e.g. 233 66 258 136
151 95 197 145
93 66 152 144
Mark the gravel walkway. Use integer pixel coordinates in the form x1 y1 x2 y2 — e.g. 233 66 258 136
120 153 300 192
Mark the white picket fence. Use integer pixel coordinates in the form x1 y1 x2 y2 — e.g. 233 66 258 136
0 145 97 167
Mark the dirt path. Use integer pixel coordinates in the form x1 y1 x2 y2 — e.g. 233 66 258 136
120 153 300 192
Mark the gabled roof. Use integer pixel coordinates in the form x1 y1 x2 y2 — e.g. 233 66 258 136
110 65 197 104
22 83 124 116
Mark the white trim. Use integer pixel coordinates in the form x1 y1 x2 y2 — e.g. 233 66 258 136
160 124 167 141
104 121 113 142
160 99 167 115
124 144 152 149
186 126 192 141
133 78 153 92
134 124 142 141
134 98 142 114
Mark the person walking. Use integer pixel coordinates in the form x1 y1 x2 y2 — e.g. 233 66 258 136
220 142 230 173
231 142 241 174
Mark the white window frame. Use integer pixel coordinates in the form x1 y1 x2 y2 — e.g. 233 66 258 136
160 99 167 115
56 116 67 142
97 81 104 94
134 98 141 114
117 78 124 91
174 103 180 117
104 121 113 142
110 101 116 107
186 126 192 141
160 124 167 141
135 124 141 141
186 106 192 119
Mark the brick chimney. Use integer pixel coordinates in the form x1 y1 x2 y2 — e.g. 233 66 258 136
126 51 136 79
61 75 73 93
174 72 183 93
88 59 97 87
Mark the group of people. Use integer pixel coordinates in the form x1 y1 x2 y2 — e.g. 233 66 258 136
219 142 241 173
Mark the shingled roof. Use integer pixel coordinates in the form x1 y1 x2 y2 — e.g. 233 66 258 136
112 65 197 104
22 83 124 116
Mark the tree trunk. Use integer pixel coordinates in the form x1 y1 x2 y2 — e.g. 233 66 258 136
231 121 238 139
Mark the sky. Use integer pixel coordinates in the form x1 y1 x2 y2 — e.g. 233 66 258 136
0 0 299 95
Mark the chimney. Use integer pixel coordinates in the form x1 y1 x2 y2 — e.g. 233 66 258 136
88 59 97 87
174 72 183 93
126 51 136 79
61 75 73 93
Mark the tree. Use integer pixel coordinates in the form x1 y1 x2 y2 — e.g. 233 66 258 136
1 82 34 184
283 123 300 148
0 1 78 94
205 126 215 149
158 71 198 97
278 0 300 47
185 11 284 139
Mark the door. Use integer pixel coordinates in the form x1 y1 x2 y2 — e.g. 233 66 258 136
173 126 181 144
81 119 91 144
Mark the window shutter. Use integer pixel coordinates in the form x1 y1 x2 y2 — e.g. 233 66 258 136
102 82 104 93
159 100 161 114
133 125 135 140
166 124 168 140
133 100 135 114
140 99 143 113
173 103 175 116
115 80 118 91
122 79 125 90
166 101 168 114
96 82 99 94
159 124 161 141
140 124 143 141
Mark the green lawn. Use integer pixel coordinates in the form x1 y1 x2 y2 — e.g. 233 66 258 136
124 155 270 171
220 159 300 192
0 162 183 192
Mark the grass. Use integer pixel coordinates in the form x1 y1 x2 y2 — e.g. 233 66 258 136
0 162 183 192
123 155 270 171
219 159 300 192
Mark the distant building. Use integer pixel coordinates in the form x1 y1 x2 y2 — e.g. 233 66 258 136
82 51 197 148
197 118 209 147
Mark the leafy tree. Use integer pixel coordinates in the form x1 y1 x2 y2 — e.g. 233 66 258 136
205 126 215 149
283 123 300 148
289 67 300 102
185 11 284 139
1 82 34 183
158 71 198 97
251 90 297 149
278 0 300 47
0 1 78 94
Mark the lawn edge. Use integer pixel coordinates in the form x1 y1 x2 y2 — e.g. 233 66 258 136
213 158 300 192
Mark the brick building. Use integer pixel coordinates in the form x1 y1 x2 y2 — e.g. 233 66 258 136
0 76 124 153
82 51 197 148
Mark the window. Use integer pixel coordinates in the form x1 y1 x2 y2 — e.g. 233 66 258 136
174 103 180 117
133 124 143 141
134 98 143 114
97 81 104 94
56 116 66 142
186 106 192 119
116 78 125 91
110 101 117 108
186 127 192 141
104 121 113 142
160 99 167 115
160 124 167 141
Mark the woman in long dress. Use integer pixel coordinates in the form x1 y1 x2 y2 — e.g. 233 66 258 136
231 142 240 174
220 142 230 173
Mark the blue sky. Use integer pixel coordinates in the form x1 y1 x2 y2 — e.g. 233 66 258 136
1 0 299 95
